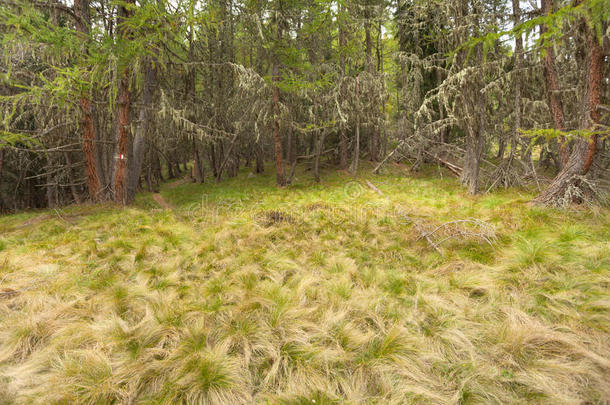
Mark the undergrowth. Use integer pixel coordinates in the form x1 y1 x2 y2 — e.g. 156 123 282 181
0 164 608 404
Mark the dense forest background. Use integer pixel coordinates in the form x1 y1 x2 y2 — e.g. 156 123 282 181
0 0 608 211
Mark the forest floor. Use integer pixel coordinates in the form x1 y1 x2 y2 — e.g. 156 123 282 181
0 163 608 404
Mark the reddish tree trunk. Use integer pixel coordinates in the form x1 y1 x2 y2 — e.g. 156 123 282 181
74 0 103 201
581 25 602 174
80 98 102 200
533 20 604 205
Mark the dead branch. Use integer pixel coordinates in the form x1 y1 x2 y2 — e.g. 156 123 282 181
365 180 383 195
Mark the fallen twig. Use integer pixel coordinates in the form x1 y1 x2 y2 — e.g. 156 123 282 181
365 180 384 195
373 140 405 174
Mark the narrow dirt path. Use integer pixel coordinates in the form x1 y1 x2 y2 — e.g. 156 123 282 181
153 193 172 210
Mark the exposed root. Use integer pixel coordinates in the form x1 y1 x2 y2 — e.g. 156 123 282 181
535 175 607 208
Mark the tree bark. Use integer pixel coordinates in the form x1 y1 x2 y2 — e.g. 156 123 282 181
272 11 285 187
64 152 82 204
192 140 204 183
364 17 379 162
541 0 569 167
74 0 103 202
80 98 102 201
533 20 604 205
508 0 523 163
351 77 360 176
126 57 157 203
273 64 285 186
313 130 326 182
255 143 265 173
113 70 130 204
460 32 485 194
112 0 135 204
338 2 348 170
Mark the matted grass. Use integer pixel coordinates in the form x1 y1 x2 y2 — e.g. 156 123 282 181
0 164 608 404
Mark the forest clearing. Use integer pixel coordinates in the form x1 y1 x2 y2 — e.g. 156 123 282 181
1 0 609 403
0 166 609 403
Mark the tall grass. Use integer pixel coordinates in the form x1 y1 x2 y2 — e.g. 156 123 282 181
0 164 608 404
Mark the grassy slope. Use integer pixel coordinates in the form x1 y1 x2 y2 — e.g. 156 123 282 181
0 164 608 404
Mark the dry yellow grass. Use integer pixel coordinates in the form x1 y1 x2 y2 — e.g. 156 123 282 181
0 167 608 404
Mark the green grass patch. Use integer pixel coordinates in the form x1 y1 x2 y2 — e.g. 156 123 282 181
0 164 608 404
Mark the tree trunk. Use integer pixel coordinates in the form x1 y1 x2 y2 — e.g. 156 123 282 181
533 21 603 205
313 130 326 182
272 16 285 187
64 152 82 204
74 0 103 202
461 40 485 194
351 77 360 176
113 69 130 204
364 18 379 162
340 132 348 169
338 3 348 170
126 57 157 203
273 74 285 186
511 0 523 164
255 143 265 173
541 0 569 167
112 0 134 204
80 98 103 201
192 140 204 183
462 127 485 194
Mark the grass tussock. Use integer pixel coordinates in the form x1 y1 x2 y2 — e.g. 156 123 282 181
0 165 608 404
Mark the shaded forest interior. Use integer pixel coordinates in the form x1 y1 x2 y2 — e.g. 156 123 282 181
0 0 608 211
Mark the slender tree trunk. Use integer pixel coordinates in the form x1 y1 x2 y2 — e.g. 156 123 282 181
64 152 82 204
273 65 285 186
192 140 204 183
462 127 485 194
313 130 326 182
272 12 285 187
370 20 382 162
541 0 569 167
209 144 218 178
113 70 130 204
497 138 506 159
364 18 379 162
340 132 348 170
255 143 265 173
351 77 360 176
511 0 523 163
112 0 135 204
338 3 348 170
126 57 156 203
80 98 102 201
